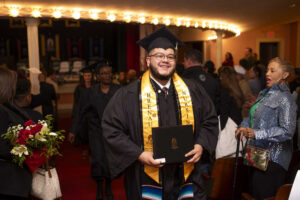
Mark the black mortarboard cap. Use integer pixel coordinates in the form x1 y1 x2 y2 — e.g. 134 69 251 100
137 27 184 52
88 58 111 73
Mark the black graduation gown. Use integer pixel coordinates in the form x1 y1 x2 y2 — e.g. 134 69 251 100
71 85 90 145
0 103 33 198
101 78 219 199
71 84 120 181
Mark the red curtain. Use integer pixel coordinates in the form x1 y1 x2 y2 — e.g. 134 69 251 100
126 25 140 74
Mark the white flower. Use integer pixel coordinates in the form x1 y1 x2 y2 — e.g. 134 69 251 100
35 132 47 142
40 126 49 136
49 132 57 136
11 145 29 157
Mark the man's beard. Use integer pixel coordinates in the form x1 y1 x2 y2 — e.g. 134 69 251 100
149 63 175 81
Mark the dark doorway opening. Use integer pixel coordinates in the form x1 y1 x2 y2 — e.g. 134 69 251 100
259 42 279 66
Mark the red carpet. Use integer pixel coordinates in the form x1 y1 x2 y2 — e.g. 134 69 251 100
56 118 126 200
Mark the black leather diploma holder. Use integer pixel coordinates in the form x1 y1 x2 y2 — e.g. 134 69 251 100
152 125 194 164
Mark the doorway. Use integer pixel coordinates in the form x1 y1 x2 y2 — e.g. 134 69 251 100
259 42 279 66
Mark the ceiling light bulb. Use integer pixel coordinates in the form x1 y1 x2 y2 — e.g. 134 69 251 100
89 10 99 20
152 18 159 25
124 15 131 23
72 10 81 20
176 19 181 27
164 18 170 26
202 21 207 28
185 21 190 27
32 9 41 18
209 22 213 29
138 16 145 24
107 13 116 22
194 22 199 28
53 9 62 18
9 7 19 17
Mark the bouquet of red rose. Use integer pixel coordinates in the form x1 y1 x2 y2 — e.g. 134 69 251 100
2 115 65 172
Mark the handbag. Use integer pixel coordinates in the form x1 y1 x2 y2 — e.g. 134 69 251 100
243 141 271 171
31 167 62 200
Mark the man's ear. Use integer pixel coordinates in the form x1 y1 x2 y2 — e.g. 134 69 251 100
146 57 150 68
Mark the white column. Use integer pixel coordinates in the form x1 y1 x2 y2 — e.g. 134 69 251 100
26 18 40 95
216 30 223 69
297 21 300 68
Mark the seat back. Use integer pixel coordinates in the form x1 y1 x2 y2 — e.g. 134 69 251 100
274 184 292 200
210 157 247 200
59 61 70 73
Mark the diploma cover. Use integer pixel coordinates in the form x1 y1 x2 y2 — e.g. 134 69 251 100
152 125 194 164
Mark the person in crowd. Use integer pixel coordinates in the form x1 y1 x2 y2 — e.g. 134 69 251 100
31 71 57 118
45 67 59 95
236 57 297 200
101 27 218 199
203 60 218 80
247 65 262 96
182 49 221 114
215 66 243 158
222 52 234 67
0 67 32 199
126 69 137 84
244 47 256 70
14 78 44 122
112 71 127 86
71 66 95 158
234 65 253 118
69 62 120 200
218 66 244 129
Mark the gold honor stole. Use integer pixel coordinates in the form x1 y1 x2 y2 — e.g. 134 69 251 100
141 70 195 184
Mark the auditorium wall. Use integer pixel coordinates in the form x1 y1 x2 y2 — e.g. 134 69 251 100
204 21 300 68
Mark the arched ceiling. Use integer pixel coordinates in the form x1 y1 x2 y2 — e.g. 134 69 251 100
1 0 300 32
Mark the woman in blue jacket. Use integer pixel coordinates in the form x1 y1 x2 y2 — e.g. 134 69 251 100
236 57 297 200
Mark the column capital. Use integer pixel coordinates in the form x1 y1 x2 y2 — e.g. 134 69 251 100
25 18 38 27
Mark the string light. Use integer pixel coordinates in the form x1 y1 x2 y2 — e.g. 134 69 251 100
89 10 99 20
72 9 81 20
164 17 170 26
194 22 199 28
152 17 159 25
31 8 41 18
176 18 182 27
123 12 132 23
107 13 116 22
4 5 241 36
185 20 190 27
9 7 19 17
138 15 145 24
52 9 62 18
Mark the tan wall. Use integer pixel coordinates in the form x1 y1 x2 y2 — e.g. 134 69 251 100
205 22 299 69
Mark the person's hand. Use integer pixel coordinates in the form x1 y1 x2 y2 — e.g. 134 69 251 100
68 132 75 144
138 151 164 167
185 144 203 163
235 127 255 139
245 128 255 138
235 127 247 140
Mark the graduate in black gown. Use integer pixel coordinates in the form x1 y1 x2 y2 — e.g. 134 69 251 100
69 63 120 200
101 27 218 200
71 66 94 147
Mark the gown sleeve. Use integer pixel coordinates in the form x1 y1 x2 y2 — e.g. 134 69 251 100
101 87 143 178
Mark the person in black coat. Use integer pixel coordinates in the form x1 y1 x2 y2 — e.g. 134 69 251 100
30 72 57 118
182 49 221 115
0 68 32 199
69 64 120 200
71 66 95 147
